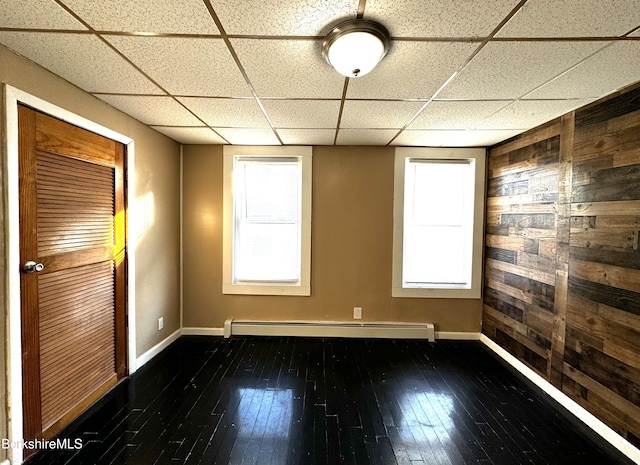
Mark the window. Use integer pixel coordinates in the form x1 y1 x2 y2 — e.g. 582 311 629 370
223 146 312 295
392 147 485 298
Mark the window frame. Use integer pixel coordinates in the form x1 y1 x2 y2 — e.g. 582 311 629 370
223 146 312 296
392 147 486 299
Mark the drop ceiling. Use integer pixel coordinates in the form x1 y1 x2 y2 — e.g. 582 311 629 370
1 0 639 146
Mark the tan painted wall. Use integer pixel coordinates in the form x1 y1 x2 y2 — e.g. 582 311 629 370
0 44 181 450
183 144 482 331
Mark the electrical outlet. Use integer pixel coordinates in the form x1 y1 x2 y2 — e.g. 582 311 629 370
158 317 164 330
353 307 362 320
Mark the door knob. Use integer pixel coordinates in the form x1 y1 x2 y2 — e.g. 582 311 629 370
23 261 45 274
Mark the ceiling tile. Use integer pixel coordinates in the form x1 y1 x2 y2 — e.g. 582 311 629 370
526 42 640 99
106 36 250 97
393 129 523 146
408 100 510 130
278 129 336 145
212 0 356 36
63 0 219 34
336 129 398 145
0 32 162 94
262 100 341 128
231 39 344 98
0 0 86 29
215 128 280 145
438 41 608 100
475 99 594 129
4 2 633 148
151 126 228 144
365 0 521 37
496 0 640 38
347 41 478 99
97 95 202 125
341 100 424 129
178 97 270 128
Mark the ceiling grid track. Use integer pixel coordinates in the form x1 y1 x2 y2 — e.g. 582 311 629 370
386 0 530 146
202 0 284 145
333 78 351 145
52 0 231 144
333 0 366 145
356 0 367 19
2 0 639 146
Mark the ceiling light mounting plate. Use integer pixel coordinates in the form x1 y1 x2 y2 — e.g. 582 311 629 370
322 18 390 78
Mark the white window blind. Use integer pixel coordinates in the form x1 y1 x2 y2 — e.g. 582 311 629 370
403 159 472 287
233 157 301 283
392 147 485 299
223 146 312 296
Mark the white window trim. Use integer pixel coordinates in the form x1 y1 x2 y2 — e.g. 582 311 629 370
392 147 486 299
223 145 312 296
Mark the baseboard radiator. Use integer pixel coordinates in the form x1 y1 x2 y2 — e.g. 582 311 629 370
223 319 435 342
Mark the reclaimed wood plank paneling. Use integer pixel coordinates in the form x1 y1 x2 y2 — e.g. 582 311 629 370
570 105 640 408
484 82 640 447
563 362 640 440
484 121 562 380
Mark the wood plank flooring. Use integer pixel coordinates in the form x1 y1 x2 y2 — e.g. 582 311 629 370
26 337 633 464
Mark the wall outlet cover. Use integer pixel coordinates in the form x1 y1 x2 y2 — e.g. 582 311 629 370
354 307 362 319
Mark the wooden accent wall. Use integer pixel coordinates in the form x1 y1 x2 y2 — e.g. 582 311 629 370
483 83 640 447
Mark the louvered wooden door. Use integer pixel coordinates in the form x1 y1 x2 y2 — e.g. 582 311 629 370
18 105 127 444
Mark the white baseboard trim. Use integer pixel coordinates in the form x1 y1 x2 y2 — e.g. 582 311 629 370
178 326 479 341
224 319 435 341
182 327 225 336
178 325 480 341
435 331 481 340
135 328 181 370
481 334 640 464
1 459 10 465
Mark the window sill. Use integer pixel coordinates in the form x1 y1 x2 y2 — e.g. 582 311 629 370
223 283 311 296
391 287 481 299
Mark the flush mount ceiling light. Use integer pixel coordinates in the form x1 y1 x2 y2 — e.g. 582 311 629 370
322 19 390 78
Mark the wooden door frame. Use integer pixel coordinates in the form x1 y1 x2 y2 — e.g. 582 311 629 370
2 85 138 465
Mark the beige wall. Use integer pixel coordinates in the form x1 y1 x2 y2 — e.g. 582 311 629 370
183 144 482 331
129 129 181 355
1 44 181 451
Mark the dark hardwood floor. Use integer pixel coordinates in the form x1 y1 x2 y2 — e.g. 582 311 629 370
27 336 633 464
